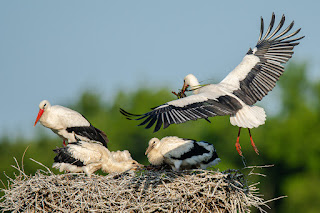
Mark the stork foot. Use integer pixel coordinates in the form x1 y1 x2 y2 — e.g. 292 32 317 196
248 129 259 155
235 127 243 156
251 140 259 155
235 141 243 156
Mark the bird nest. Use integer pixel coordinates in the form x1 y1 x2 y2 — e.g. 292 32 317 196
0 159 281 212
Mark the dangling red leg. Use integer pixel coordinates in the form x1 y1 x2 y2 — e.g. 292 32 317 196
63 141 67 147
248 129 259 155
235 127 243 156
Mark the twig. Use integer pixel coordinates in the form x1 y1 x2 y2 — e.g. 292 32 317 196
29 158 53 175
21 145 30 174
0 162 283 213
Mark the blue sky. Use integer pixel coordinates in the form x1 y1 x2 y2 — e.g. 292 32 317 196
0 1 319 139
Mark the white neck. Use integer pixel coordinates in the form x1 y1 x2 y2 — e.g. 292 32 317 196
147 149 164 165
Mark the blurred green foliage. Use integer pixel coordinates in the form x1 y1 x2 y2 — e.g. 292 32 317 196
0 62 319 212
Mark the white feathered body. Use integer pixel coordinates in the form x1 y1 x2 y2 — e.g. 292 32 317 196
110 150 134 162
35 100 108 147
179 74 266 129
40 105 90 142
53 141 141 175
146 136 220 171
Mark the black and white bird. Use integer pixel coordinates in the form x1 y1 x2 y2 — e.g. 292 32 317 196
120 13 304 156
181 73 262 156
53 140 142 176
145 136 221 171
34 100 108 147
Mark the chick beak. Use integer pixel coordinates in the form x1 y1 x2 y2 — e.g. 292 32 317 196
145 146 153 155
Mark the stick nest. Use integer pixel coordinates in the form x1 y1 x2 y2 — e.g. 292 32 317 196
1 160 276 213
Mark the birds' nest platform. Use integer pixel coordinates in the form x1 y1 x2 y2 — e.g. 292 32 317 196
0 159 279 213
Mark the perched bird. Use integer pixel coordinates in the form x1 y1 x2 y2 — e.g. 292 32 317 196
34 100 108 147
120 13 304 156
145 136 221 171
53 140 142 176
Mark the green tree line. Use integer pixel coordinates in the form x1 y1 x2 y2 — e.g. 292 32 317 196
0 62 319 212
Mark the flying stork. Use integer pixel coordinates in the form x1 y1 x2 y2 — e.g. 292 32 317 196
120 13 304 156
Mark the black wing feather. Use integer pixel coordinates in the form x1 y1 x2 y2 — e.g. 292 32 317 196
234 13 304 105
120 95 242 132
66 125 108 148
53 145 84 167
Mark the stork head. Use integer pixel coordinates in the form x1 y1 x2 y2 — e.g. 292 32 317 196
183 74 200 93
145 137 161 155
34 100 51 126
129 160 144 171
101 159 143 173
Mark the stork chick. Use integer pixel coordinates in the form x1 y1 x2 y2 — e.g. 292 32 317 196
145 136 221 171
53 141 142 176
111 150 135 162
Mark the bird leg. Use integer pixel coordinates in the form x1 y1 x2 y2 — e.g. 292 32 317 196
235 127 243 156
63 141 67 147
248 129 259 155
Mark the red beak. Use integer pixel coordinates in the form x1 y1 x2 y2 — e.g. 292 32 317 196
182 82 189 93
34 109 44 126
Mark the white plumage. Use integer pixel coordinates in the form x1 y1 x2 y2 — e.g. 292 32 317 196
182 74 265 156
34 100 108 147
110 150 135 162
145 136 221 171
53 141 142 176
121 13 304 156
182 74 266 129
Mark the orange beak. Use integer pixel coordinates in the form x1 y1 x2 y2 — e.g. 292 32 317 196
34 109 44 126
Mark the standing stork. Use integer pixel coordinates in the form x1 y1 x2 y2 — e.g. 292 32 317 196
120 13 304 156
34 100 108 147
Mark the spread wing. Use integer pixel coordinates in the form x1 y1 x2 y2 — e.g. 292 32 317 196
219 13 304 105
120 13 304 133
120 94 243 132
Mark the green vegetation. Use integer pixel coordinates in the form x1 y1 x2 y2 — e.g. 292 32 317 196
1 62 319 212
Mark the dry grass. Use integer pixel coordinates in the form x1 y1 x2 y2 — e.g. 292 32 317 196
0 158 283 212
